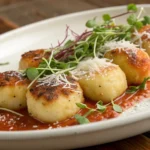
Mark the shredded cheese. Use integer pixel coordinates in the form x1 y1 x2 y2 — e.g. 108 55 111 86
101 40 140 52
133 30 150 44
70 57 116 79
38 73 76 89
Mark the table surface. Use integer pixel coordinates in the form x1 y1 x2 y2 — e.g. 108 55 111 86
0 0 150 149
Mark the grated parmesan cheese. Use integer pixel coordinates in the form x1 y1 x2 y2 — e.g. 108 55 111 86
6 71 23 79
70 57 116 79
38 73 76 89
133 30 150 47
101 40 141 53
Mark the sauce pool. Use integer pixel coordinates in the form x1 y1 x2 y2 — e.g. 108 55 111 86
0 82 150 131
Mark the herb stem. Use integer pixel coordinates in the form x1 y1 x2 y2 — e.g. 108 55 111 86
37 68 61 71
93 36 99 57
42 58 54 74
84 109 95 117
111 11 132 19
27 69 45 89
0 108 23 117
137 7 144 19
56 66 76 75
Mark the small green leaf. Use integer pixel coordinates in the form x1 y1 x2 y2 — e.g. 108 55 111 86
38 62 47 68
135 21 143 29
74 114 90 124
64 40 74 48
124 32 132 40
26 67 39 81
139 77 150 90
127 3 137 12
86 19 96 28
127 14 137 25
113 104 123 113
126 77 150 93
76 103 87 109
103 14 111 22
83 42 89 52
126 86 139 93
142 16 150 25
96 101 106 112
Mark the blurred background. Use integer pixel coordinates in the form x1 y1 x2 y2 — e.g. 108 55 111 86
0 0 150 34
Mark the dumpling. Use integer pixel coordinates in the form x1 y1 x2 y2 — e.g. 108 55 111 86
104 47 150 85
0 71 29 110
70 58 127 103
26 77 84 123
19 49 50 70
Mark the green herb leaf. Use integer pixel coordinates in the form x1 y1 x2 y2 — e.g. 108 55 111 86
127 3 137 12
113 104 123 113
76 103 88 109
126 77 150 93
96 101 106 112
74 114 90 124
0 62 9 66
142 16 150 25
103 14 111 21
26 67 39 81
135 21 143 29
124 32 132 40
64 40 74 48
84 109 95 117
139 77 150 90
127 14 137 25
126 86 139 93
86 19 96 28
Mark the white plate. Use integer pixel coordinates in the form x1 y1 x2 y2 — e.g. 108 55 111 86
0 4 150 150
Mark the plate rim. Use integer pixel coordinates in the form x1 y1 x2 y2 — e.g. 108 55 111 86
0 4 150 140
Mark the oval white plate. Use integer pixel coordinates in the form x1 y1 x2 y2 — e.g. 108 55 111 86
0 4 150 150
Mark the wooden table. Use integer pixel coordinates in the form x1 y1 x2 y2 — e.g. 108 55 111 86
0 0 150 149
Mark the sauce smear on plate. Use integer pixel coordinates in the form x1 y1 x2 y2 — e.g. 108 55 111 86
0 82 150 131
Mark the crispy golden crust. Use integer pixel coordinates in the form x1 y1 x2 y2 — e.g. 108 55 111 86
139 25 150 33
107 48 150 69
27 77 84 123
138 25 150 41
29 78 78 102
104 48 150 85
19 49 50 70
0 71 30 86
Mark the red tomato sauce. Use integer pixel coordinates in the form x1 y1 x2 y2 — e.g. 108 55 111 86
0 82 150 131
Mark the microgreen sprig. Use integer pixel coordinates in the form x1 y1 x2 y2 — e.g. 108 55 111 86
26 68 39 81
126 77 150 94
102 3 137 22
75 100 122 124
111 100 122 113
24 3 150 89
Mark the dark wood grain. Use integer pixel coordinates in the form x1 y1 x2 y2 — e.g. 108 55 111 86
0 0 97 26
77 135 150 150
0 0 30 7
86 0 150 7
0 16 18 33
0 0 150 149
